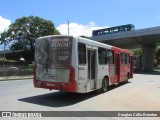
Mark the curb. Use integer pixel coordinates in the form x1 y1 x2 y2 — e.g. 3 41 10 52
0 76 33 81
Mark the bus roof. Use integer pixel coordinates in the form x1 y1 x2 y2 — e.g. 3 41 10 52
36 35 132 55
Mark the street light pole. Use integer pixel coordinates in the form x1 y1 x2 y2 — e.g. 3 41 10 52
68 20 69 35
3 40 6 70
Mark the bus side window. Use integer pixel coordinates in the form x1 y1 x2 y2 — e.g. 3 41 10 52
78 43 86 65
126 54 130 64
121 53 130 64
98 47 107 65
128 55 131 64
120 53 125 64
107 50 114 64
125 54 128 64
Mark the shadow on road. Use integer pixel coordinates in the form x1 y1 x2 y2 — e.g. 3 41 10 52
18 91 99 107
18 82 130 108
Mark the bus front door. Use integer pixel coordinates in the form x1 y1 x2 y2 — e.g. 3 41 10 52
88 50 96 90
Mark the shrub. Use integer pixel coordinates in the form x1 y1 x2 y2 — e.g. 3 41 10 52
28 62 34 69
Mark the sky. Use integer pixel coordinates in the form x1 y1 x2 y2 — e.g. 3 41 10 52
1 0 160 37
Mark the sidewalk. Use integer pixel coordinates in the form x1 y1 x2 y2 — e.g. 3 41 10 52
0 75 33 81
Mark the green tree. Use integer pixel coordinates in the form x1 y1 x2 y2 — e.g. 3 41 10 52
156 45 160 57
0 31 10 45
0 16 60 61
132 48 142 57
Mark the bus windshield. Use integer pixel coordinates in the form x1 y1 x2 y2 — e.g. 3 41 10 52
35 36 72 83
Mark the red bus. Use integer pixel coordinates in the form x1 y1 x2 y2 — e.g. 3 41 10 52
33 35 133 93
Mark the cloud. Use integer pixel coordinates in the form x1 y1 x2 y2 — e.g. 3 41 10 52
0 16 11 33
56 21 108 37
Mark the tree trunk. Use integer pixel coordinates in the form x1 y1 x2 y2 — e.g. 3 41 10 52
30 40 35 61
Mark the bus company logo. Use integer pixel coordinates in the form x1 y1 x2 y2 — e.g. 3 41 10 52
2 112 11 117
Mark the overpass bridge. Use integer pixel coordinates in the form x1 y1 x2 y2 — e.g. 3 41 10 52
90 26 160 72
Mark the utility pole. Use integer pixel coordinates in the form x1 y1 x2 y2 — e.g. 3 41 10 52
4 41 6 69
3 40 6 77
68 20 69 35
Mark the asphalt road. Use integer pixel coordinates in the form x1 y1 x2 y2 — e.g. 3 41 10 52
0 74 160 120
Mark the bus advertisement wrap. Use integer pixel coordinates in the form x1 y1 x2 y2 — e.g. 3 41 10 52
35 37 72 83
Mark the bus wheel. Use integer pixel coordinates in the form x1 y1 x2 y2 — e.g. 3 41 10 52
101 77 108 93
126 74 129 83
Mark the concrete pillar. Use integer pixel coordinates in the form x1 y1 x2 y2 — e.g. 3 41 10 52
142 44 156 72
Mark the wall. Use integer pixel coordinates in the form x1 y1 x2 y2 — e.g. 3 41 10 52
0 61 33 76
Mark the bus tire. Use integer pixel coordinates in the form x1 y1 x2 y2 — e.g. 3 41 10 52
126 74 129 83
101 77 108 93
